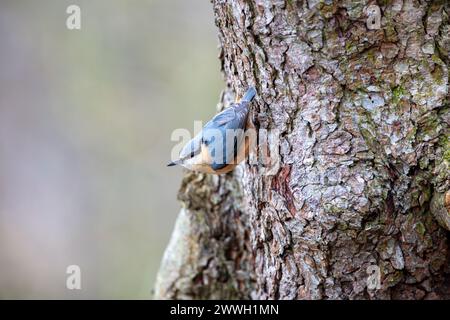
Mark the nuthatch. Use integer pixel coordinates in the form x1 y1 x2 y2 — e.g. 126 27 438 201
168 87 257 174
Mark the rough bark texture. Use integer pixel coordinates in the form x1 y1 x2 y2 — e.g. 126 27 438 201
155 0 450 300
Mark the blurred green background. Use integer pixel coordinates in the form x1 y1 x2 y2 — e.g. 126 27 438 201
0 0 222 298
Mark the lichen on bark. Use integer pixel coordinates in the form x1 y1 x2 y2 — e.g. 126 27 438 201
156 0 450 300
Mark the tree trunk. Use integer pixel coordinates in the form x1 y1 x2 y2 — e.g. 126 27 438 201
155 0 450 300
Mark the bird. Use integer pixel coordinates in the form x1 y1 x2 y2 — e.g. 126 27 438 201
167 87 257 174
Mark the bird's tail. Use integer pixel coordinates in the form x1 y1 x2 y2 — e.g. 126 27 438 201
241 87 256 103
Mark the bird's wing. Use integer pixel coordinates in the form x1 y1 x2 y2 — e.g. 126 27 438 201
206 103 248 130
202 103 249 169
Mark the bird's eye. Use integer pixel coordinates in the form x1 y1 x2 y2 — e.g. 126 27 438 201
202 137 214 146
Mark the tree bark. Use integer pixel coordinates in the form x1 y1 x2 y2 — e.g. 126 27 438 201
155 0 450 300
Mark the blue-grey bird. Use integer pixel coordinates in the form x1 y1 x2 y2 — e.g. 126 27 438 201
168 87 257 174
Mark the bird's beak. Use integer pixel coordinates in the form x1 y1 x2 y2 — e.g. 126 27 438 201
167 160 181 167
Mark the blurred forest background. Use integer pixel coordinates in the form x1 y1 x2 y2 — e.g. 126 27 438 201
0 0 222 298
